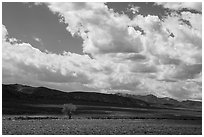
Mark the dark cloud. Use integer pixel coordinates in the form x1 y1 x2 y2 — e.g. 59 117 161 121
159 55 182 65
125 53 147 61
173 64 202 80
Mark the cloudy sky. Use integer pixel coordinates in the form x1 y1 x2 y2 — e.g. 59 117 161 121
2 2 202 101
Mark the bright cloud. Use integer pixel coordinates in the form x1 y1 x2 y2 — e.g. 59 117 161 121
127 4 140 14
33 36 43 45
48 2 143 56
2 2 202 101
33 37 41 42
3 25 103 91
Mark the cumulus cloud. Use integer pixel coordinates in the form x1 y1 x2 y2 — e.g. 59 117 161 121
2 24 108 91
156 2 202 12
166 81 202 101
2 2 202 101
47 2 144 56
127 4 140 14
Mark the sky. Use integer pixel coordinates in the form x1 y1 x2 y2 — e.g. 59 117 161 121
2 2 202 101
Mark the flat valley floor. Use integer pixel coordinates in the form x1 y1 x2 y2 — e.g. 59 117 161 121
2 117 202 135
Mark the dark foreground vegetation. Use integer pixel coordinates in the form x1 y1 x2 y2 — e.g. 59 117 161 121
2 84 202 135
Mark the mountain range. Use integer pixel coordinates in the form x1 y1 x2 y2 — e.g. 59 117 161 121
2 84 201 114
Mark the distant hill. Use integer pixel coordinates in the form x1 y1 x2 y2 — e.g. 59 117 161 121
2 84 201 114
115 93 202 109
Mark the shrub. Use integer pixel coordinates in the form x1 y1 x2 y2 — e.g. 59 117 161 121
62 103 77 119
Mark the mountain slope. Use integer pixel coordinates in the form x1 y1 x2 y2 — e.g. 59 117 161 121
115 93 202 109
2 84 149 107
2 84 201 115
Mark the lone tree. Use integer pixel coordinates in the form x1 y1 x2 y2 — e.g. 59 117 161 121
62 103 77 119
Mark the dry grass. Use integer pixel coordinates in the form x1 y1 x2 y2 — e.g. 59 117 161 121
2 118 202 135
